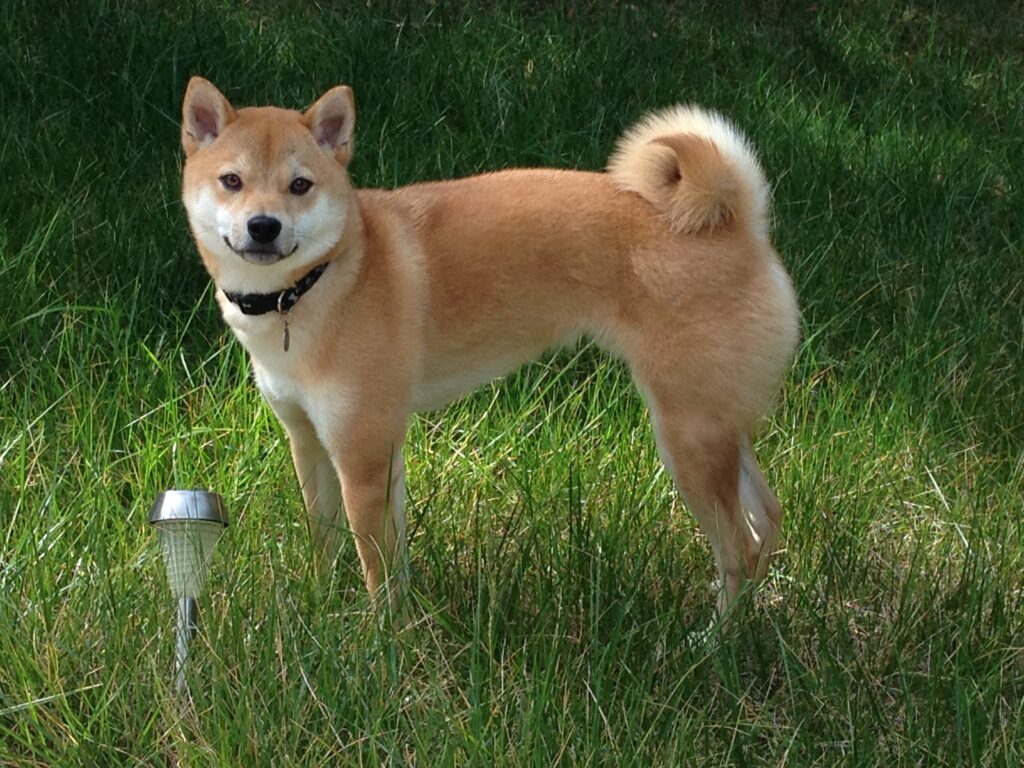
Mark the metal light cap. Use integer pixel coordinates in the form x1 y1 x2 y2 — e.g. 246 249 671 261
148 490 229 528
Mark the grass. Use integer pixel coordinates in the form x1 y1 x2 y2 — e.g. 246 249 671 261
2 0 1023 764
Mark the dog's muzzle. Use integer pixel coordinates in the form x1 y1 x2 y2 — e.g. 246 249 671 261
223 215 298 264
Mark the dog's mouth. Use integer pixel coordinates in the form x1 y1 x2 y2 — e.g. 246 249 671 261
223 237 299 265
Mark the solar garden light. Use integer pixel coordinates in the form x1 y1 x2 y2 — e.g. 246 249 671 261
148 490 229 695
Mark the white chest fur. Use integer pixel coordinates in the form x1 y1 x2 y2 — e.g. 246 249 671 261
219 297 309 407
218 293 359 446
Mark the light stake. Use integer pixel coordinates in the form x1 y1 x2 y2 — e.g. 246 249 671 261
148 490 228 695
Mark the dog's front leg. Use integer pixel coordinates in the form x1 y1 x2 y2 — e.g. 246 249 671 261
333 433 407 601
266 397 345 578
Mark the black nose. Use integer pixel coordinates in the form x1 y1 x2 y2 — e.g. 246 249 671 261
247 215 282 244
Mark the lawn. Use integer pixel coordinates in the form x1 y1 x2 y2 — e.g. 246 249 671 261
1 1 1022 765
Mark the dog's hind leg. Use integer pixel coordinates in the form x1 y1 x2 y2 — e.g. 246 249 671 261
738 434 782 581
645 401 779 617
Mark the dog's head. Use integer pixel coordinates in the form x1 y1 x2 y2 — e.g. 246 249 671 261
181 77 356 292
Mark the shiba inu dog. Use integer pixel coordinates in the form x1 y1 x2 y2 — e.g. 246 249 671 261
180 77 799 617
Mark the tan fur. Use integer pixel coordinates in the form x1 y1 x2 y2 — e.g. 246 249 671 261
181 78 800 617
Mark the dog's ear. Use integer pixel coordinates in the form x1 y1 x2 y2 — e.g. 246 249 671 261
302 86 356 166
182 77 236 157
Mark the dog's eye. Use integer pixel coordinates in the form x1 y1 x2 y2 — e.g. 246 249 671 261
289 177 313 195
220 173 243 191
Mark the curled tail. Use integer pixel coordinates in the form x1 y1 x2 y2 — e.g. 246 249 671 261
607 105 771 238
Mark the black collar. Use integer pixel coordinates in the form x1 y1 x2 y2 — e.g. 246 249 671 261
223 263 328 316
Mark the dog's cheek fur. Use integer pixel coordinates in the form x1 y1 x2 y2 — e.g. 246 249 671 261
184 185 224 256
294 193 346 255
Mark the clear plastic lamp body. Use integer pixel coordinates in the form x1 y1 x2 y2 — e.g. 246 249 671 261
155 519 224 599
